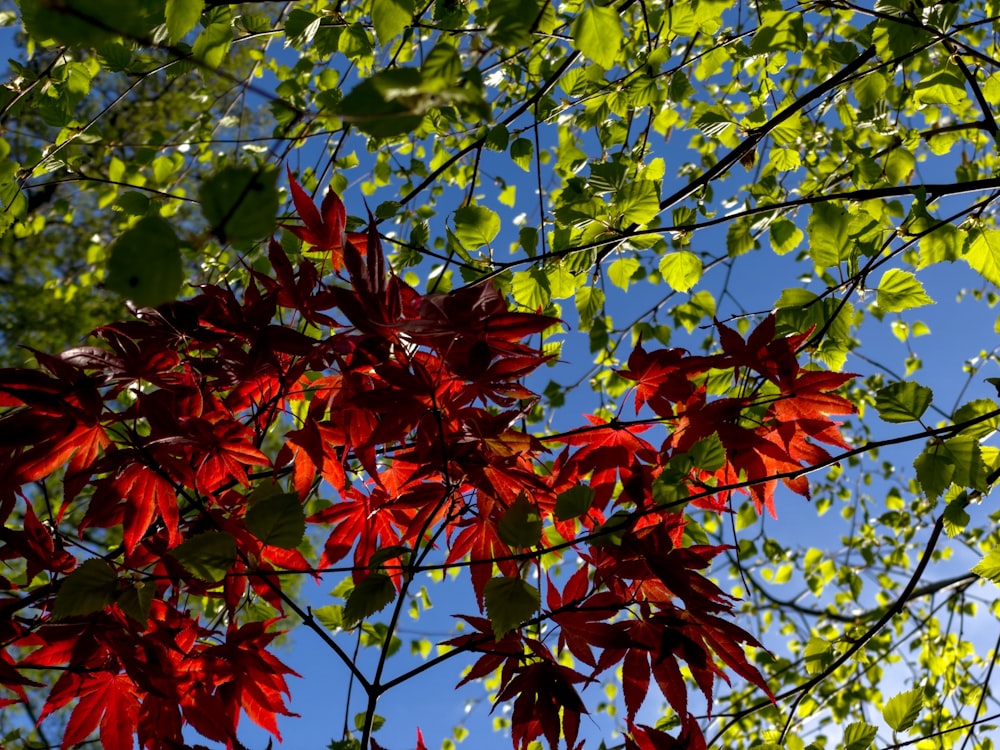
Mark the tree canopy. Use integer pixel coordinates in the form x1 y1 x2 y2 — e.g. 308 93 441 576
3 0 1000 749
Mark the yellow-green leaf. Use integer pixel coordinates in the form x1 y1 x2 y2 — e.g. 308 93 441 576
571 6 622 69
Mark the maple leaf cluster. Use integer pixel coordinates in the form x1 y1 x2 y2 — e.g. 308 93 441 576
0 173 855 750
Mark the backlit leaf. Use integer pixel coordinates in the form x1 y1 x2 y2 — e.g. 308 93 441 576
498 495 542 548
875 269 933 313
972 546 1000 582
485 576 539 639
246 492 306 549
200 165 279 243
571 6 622 69
170 532 237 583
554 485 595 521
659 251 702 292
105 216 183 307
874 381 933 423
165 0 204 42
453 205 500 249
344 573 396 627
372 0 414 43
883 688 922 732
843 722 877 750
53 560 117 620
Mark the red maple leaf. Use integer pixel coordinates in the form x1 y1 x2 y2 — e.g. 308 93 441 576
284 167 366 271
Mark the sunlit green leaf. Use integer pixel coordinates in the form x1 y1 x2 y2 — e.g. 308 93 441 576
883 688 922 732
659 251 702 292
875 269 933 313
372 0 414 43
874 381 933 423
165 0 204 42
572 5 622 69
453 205 500 249
843 722 877 750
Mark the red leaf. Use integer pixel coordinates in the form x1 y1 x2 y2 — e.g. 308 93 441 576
60 672 139 750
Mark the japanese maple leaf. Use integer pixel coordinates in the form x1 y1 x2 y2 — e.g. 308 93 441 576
308 484 410 579
202 620 299 741
0 501 75 583
617 341 704 416
716 314 808 386
772 368 856 430
625 720 708 750
42 671 140 750
284 167 366 271
554 415 658 508
494 641 590 750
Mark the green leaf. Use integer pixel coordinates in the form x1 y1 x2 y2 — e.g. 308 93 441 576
913 68 967 107
803 636 833 675
486 0 539 46
353 712 386 733
245 492 306 549
768 218 803 255
192 16 233 68
343 573 396 627
21 0 154 46
165 0 204 42
571 5 622 69
314 604 345 632
874 381 933 423
943 435 987 491
951 399 1000 439
284 9 321 48
769 147 801 171
608 257 640 291
105 216 183 307
875 269 933 313
843 722 877 750
53 560 118 620
972 546 1000 582
374 200 402 220
963 228 1000 286
575 286 604 331
422 42 460 84
484 576 539 639
199 165 279 243
115 578 154 625
336 70 426 137
883 688 922 732
497 495 542 548
511 268 550 310
690 433 726 471
913 448 954 500
510 138 533 171
485 124 510 151
372 0 415 43
170 531 237 583
453 205 500 249
807 202 849 269
554 485 595 521
659 251 702 292
615 180 660 224
943 496 971 537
